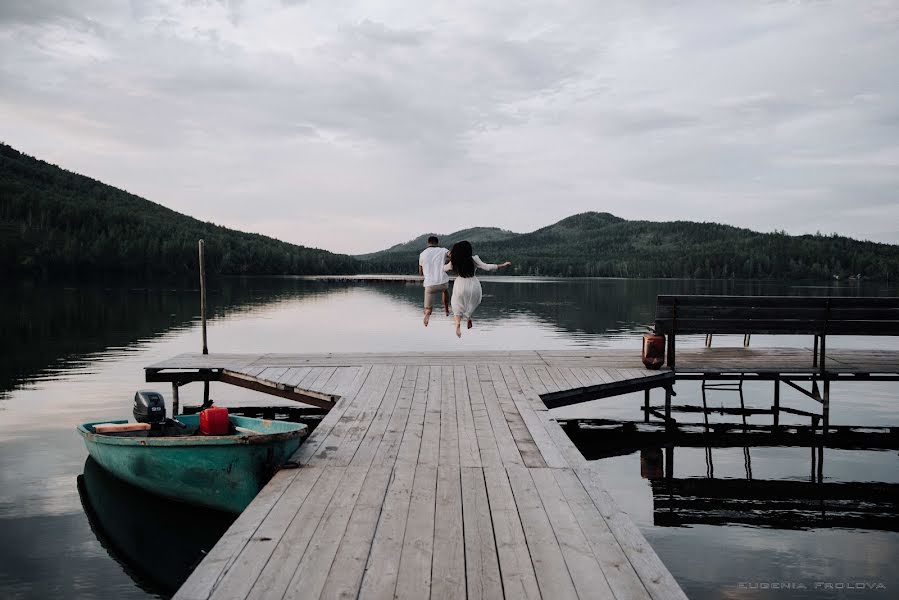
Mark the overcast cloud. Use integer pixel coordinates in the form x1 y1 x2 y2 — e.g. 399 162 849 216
1 0 898 253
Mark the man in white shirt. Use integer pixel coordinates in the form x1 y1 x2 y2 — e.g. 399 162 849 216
418 235 450 326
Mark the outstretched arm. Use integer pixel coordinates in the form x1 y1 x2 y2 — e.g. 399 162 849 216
473 256 512 271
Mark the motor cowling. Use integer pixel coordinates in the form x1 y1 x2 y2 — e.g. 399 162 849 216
133 390 166 424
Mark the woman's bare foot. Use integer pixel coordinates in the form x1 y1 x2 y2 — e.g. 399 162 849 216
467 318 473 330
423 309 431 327
455 323 462 338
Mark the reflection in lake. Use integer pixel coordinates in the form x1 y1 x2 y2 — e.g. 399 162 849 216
77 458 235 597
1 276 898 598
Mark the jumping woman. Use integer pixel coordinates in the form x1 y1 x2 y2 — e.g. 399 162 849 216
443 240 512 338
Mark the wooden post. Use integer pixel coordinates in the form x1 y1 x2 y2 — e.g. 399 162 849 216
822 377 830 435
172 382 180 416
773 377 780 428
199 239 208 355
664 385 672 427
665 446 674 479
644 389 650 423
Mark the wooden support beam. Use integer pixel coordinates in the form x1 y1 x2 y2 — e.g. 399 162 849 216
219 371 336 410
144 368 220 384
783 379 823 403
540 372 673 409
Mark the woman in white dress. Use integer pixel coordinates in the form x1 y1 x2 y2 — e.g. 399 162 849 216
443 240 512 338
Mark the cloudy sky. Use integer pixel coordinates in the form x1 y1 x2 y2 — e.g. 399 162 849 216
1 1 898 254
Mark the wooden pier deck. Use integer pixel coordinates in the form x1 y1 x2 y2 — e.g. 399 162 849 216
152 351 684 600
149 346 899 600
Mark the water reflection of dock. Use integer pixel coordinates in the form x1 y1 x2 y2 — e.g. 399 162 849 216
650 477 899 531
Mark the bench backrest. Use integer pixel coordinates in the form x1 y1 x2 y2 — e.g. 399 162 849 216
655 295 899 336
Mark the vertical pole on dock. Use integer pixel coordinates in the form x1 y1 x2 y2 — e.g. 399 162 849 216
199 239 208 355
644 389 650 423
773 377 780 428
822 377 830 435
664 385 672 427
199 239 210 407
172 382 180 416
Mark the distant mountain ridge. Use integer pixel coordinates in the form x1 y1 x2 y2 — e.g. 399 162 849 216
3 142 897 281
357 227 519 258
0 144 359 277
360 212 899 280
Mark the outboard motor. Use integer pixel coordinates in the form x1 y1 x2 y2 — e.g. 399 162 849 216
133 390 166 425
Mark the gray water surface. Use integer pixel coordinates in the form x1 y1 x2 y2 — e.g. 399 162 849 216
1 277 897 599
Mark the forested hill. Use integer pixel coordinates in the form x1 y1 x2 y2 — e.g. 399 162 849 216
356 226 518 259
0 144 359 277
360 212 899 280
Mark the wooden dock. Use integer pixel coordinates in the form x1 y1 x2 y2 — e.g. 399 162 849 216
147 346 899 600
151 351 683 600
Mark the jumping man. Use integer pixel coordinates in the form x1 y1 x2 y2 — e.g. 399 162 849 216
419 235 450 326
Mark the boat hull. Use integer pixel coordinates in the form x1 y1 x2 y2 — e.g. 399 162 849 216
77 415 306 513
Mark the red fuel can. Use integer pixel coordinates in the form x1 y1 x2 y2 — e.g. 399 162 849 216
199 406 230 435
641 333 666 369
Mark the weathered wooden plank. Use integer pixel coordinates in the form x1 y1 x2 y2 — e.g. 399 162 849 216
281 466 370 600
512 364 550 411
371 366 419 466
284 467 368 600
462 467 504 600
487 364 546 467
439 364 461 466
349 366 407 468
291 364 370 464
174 468 301 600
505 465 579 600
432 465 465 600
530 468 615 599
454 365 481 468
555 367 585 390
211 467 325 600
395 367 429 466
486 467 540 600
297 366 326 389
358 464 416 599
258 366 289 383
308 366 339 391
552 468 652 600
246 467 346 600
318 466 394 600
477 364 524 466
576 466 689 600
279 366 312 388
320 366 360 396
395 464 438 599
500 365 568 469
318 365 395 466
507 366 584 468
465 365 503 468
418 365 444 467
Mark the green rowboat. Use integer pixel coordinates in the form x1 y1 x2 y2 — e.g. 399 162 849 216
77 415 307 513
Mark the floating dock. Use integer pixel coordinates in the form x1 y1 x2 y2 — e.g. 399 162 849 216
145 346 899 600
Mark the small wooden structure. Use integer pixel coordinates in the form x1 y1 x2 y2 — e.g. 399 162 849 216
654 295 899 429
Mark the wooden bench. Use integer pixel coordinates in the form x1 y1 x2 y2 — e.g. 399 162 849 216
654 295 899 372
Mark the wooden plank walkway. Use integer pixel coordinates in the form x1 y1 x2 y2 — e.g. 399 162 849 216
157 352 684 600
154 345 899 600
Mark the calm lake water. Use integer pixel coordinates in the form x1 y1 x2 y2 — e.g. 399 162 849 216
1 276 898 599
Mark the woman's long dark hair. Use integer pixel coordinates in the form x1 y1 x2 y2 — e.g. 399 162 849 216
450 240 475 278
